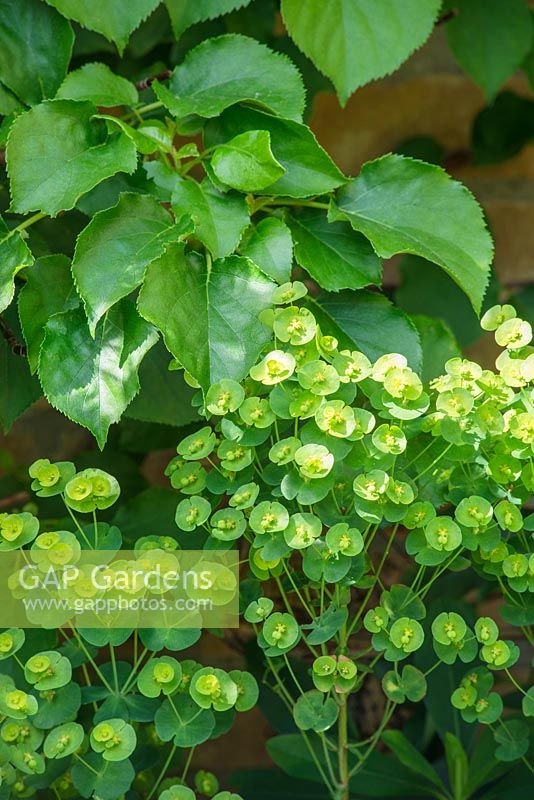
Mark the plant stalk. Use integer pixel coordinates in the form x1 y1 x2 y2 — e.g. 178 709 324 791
338 698 349 800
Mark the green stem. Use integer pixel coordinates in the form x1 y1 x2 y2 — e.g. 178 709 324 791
68 625 114 693
8 212 47 237
347 525 399 637
181 746 195 781
147 744 177 800
338 699 349 800
348 701 395 778
262 198 330 210
63 501 93 549
92 510 99 547
109 644 119 693
412 443 453 482
505 667 529 697
74 752 100 776
123 100 164 121
281 561 315 619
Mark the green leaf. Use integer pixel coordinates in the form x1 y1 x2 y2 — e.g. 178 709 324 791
472 92 534 165
239 218 292 284
0 218 34 314
411 315 461 383
138 245 274 390
139 627 201 652
112 487 179 543
524 12 534 90
72 192 192 333
164 0 253 38
382 665 427 703
0 85 22 116
154 34 305 121
382 730 447 792
330 154 493 313
493 720 530 762
444 733 469 800
302 607 348 646
171 178 249 259
97 115 175 156
0 0 74 106
33 683 81 729
447 0 533 101
231 770 329 800
155 694 215 747
310 291 422 372
211 130 285 192
7 100 138 217
293 690 339 733
267 734 434 795
38 301 158 447
522 687 534 717
72 753 135 799
46 0 161 53
125 339 199 426
288 209 381 291
57 62 138 106
0 310 41 432
280 0 440 105
204 106 345 198
18 254 79 373
396 256 498 347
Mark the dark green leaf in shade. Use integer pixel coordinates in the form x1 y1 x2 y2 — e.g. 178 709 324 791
472 92 534 165
382 730 447 792
18 254 79 373
0 0 74 106
288 209 381 291
447 0 533 101
395 256 499 347
0 309 42 432
125 339 199 426
310 291 422 372
164 0 253 38
411 315 461 383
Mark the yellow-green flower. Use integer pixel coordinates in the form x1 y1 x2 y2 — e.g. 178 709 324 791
389 618 424 653
250 350 296 385
273 306 316 345
495 317 532 350
295 444 334 479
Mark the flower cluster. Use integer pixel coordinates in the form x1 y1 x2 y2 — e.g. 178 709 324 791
168 286 533 764
0 462 251 799
1 292 533 799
